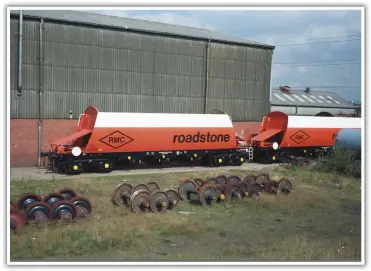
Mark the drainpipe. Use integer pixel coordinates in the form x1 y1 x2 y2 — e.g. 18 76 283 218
203 39 210 113
37 19 44 167
17 10 23 96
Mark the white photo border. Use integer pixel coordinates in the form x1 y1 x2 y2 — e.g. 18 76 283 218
3 1 368 269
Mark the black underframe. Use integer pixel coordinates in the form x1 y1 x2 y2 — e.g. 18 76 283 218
41 147 251 174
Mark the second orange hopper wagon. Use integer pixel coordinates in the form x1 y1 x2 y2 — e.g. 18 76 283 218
249 111 362 162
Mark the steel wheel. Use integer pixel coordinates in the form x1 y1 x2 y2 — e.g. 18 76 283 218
112 182 133 206
132 184 150 194
43 192 65 207
193 178 205 187
225 181 243 201
198 185 218 206
238 182 251 198
147 181 161 192
243 174 256 184
56 188 78 200
25 201 52 224
264 181 279 194
17 193 43 211
149 190 169 212
278 178 293 191
70 196 92 218
130 190 151 213
277 179 292 194
206 178 219 185
249 183 262 198
215 175 227 185
51 200 78 222
227 175 242 184
256 173 270 186
178 180 198 201
164 188 179 210
10 210 26 232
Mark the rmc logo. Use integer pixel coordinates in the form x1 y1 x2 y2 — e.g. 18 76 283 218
99 131 134 149
290 130 310 144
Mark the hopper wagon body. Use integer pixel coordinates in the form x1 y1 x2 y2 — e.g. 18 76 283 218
250 111 362 163
43 106 251 174
42 107 362 174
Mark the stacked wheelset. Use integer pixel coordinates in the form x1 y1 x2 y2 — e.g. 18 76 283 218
112 181 180 213
177 173 293 206
10 188 92 232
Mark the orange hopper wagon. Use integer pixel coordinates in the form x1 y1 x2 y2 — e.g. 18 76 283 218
42 106 251 174
250 111 362 163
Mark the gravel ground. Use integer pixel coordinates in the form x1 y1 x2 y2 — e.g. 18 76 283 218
10 163 278 181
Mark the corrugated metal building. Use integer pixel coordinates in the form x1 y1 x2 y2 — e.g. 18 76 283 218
271 88 358 116
10 9 275 122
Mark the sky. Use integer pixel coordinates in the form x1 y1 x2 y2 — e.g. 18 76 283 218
89 9 362 103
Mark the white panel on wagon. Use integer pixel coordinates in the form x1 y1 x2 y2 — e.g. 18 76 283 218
94 112 234 128
287 116 362 129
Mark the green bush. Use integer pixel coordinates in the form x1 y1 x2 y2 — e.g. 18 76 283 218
314 147 362 178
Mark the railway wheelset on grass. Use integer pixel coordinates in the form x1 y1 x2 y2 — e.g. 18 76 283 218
110 173 293 213
177 173 293 207
10 173 292 234
10 188 92 232
112 181 180 213
40 106 361 175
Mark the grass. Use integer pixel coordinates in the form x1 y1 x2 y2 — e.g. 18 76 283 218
10 166 362 262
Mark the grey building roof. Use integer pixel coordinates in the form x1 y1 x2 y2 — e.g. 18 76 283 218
10 9 275 49
271 89 357 109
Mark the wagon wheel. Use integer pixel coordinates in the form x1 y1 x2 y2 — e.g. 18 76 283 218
224 181 243 201
10 210 26 232
226 175 242 184
147 181 161 192
130 190 151 213
132 184 150 194
149 190 169 213
255 173 270 186
197 184 218 206
25 201 52 224
214 175 228 185
51 200 78 223
55 188 78 200
214 183 226 202
70 196 93 218
264 180 279 194
243 174 256 184
238 182 251 198
277 179 293 194
112 182 133 206
193 178 205 187
164 188 179 210
178 180 198 201
206 178 219 186
278 178 293 191
249 183 262 198
17 193 43 211
43 192 65 207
